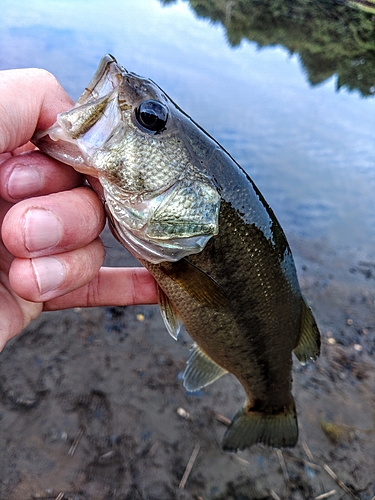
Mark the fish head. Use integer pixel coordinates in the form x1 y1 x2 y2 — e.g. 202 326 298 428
33 55 173 182
33 55 221 263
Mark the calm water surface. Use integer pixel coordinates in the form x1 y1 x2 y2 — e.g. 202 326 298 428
1 0 375 270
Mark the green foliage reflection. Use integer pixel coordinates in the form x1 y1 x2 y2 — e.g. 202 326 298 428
160 0 375 97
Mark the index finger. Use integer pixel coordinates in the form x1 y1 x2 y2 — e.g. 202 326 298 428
0 151 84 202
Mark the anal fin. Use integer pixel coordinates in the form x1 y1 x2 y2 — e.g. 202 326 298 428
157 285 182 340
222 401 298 452
183 344 228 392
293 296 321 364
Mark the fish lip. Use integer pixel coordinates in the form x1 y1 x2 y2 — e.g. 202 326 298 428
86 175 104 199
79 54 126 99
32 55 127 175
67 163 99 176
32 133 99 177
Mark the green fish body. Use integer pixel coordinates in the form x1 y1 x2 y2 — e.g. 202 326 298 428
33 55 320 451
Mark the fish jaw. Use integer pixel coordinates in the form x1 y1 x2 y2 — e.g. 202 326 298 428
32 132 98 176
32 56 125 177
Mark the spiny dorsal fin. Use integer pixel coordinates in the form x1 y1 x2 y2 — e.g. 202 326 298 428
293 296 321 365
161 259 231 310
157 284 182 340
183 344 228 392
222 401 298 452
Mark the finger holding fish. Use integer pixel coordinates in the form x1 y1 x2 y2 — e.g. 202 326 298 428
2 185 105 302
0 150 83 202
2 187 105 259
9 237 104 302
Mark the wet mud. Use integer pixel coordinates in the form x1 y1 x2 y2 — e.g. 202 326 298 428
0 227 374 500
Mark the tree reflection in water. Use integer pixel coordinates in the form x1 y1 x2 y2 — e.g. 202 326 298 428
160 0 375 97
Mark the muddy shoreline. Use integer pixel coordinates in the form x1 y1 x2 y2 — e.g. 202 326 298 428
0 226 374 499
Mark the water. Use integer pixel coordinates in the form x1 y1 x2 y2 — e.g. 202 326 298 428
1 0 375 265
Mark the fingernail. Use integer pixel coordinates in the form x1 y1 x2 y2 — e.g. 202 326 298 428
25 208 63 252
8 166 42 198
32 256 65 295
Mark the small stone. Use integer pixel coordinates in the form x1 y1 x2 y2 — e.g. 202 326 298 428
177 407 191 420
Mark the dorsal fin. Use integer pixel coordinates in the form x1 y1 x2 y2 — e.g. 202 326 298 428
293 296 321 364
183 344 228 391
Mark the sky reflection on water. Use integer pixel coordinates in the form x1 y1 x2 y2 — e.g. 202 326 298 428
1 0 375 261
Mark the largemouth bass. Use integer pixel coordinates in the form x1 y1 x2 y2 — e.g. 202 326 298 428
33 55 320 451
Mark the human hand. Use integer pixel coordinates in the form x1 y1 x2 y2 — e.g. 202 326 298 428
0 68 156 351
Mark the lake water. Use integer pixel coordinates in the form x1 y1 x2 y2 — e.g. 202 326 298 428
1 0 375 271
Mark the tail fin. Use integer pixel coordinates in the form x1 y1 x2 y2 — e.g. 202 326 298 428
222 402 298 452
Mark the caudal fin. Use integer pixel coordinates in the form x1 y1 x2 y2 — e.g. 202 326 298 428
222 402 298 452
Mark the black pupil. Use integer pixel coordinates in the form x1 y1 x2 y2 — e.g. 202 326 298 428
136 100 168 132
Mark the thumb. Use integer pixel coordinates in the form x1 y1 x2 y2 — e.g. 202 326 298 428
0 68 74 154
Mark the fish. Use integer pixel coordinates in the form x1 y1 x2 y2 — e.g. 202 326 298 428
32 55 320 451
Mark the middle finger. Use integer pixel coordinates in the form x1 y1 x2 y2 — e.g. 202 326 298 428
2 186 106 258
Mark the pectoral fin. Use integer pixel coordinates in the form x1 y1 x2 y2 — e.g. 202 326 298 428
161 259 231 310
293 296 321 364
156 285 182 340
183 344 228 391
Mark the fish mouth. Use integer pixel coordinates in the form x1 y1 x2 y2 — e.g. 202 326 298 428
32 55 127 176
32 131 99 176
32 54 163 175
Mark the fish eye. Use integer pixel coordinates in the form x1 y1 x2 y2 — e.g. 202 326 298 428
135 100 168 133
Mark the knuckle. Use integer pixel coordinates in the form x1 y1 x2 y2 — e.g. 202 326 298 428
85 272 101 307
